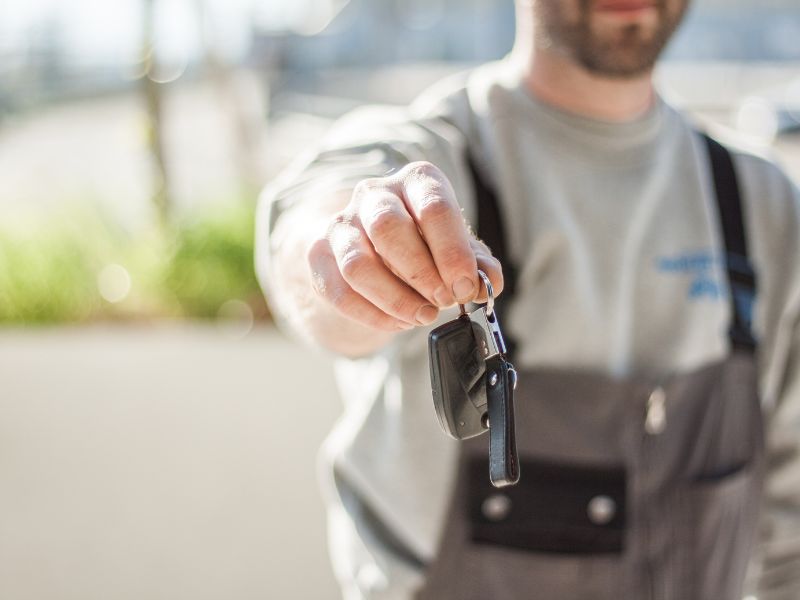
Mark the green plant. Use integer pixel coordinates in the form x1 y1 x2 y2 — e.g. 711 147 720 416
0 201 269 325
161 204 264 319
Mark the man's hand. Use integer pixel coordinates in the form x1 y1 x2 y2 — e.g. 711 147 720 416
306 161 504 333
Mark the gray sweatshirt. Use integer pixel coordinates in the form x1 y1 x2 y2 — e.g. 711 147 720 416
257 60 800 599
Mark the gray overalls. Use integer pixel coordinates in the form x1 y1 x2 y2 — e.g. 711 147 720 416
415 135 765 600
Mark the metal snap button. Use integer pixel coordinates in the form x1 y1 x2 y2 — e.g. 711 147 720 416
587 495 616 525
645 386 667 435
481 493 512 521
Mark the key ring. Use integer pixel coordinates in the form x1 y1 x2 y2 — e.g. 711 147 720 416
478 270 494 316
458 269 494 316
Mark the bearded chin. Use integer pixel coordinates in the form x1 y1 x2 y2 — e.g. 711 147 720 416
540 0 689 80
575 24 673 78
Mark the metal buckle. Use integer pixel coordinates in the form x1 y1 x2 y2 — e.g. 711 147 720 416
457 270 508 359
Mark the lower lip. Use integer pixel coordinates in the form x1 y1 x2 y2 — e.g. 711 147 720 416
595 2 656 14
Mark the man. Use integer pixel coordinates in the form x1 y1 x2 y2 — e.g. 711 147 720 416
257 1 800 598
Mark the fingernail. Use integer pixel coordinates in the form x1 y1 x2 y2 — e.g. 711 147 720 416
415 304 439 325
433 286 454 308
452 277 475 302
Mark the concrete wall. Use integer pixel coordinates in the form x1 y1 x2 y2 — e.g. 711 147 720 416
0 325 342 600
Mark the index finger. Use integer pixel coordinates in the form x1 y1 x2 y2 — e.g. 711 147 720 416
395 162 478 303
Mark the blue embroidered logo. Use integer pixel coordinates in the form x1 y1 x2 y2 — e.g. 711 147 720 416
655 250 724 301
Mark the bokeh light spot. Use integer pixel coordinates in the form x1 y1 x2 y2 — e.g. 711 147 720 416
97 264 132 303
146 56 189 84
735 97 778 144
217 299 254 339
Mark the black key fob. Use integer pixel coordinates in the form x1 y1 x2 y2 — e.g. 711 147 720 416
428 314 489 440
428 270 520 488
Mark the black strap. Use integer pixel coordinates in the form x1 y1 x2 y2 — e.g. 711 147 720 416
466 133 758 356
702 134 758 351
486 354 520 488
467 152 519 360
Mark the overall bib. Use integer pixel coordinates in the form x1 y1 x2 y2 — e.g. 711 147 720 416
415 135 765 600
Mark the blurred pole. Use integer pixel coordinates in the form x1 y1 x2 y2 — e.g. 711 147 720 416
195 0 265 198
141 0 171 227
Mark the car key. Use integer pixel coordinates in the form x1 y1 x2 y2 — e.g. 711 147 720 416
428 308 488 441
428 270 520 487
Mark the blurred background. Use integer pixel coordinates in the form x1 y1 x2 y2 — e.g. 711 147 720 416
0 0 798 598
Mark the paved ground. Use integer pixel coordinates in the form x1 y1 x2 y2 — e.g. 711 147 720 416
0 325 342 600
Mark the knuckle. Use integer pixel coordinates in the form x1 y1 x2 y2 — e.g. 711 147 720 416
407 263 431 283
339 250 372 283
352 177 383 199
331 211 350 226
407 264 439 288
366 207 405 241
401 161 455 198
417 195 453 223
402 160 440 180
387 294 416 318
439 243 473 271
326 211 354 238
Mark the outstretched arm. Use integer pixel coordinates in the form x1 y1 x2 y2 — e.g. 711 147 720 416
258 161 503 358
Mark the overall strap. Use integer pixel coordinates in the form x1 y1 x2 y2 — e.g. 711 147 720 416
466 134 758 358
467 152 519 359
702 134 758 352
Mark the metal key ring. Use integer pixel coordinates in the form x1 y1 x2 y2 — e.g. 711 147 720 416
478 269 494 316
457 270 495 316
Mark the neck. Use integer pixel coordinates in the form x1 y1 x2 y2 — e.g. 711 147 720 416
511 43 656 123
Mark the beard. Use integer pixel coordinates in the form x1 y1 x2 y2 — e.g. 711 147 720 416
533 0 690 78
